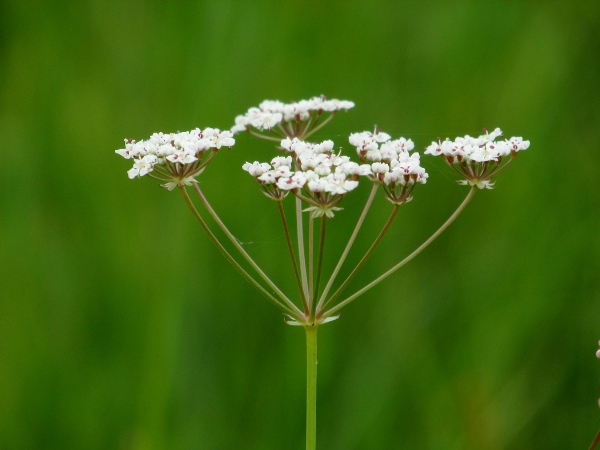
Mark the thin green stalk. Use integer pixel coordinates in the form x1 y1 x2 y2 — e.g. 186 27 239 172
304 113 334 139
488 156 515 177
319 204 399 315
248 129 282 142
299 114 315 138
305 325 318 450
278 201 309 313
316 183 378 312
179 186 295 315
308 216 315 310
192 183 303 317
313 216 327 308
322 187 476 319
296 196 310 300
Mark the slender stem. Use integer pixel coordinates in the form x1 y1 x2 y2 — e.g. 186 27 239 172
322 187 476 318
299 115 314 138
488 156 515 177
305 325 318 450
192 183 303 317
248 129 282 142
313 216 327 308
589 428 600 450
278 201 308 313
296 196 310 301
179 186 295 315
319 204 399 315
304 114 334 139
197 150 217 171
316 183 378 312
308 216 315 310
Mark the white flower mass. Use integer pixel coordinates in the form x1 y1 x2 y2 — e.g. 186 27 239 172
231 96 355 134
424 128 530 189
115 128 235 180
243 137 367 195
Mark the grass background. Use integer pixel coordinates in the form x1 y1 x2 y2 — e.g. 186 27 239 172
1 1 599 448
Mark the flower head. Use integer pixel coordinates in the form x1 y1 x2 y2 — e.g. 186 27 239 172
243 137 368 217
116 128 235 190
349 129 428 205
425 128 529 189
231 95 354 140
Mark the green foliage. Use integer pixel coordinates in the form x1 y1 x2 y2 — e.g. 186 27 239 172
1 1 599 448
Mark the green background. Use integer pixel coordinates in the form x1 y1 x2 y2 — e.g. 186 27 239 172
1 1 599 449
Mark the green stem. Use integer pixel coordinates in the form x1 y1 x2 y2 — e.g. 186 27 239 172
247 128 282 142
304 113 335 139
192 183 303 317
297 196 309 300
278 201 309 313
305 325 318 450
316 183 378 312
308 216 315 311
313 216 327 309
322 187 476 319
319 203 399 315
179 186 294 315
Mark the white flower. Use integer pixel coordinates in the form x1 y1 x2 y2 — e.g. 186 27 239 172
273 166 293 179
470 143 499 162
243 161 271 177
166 149 197 164
233 96 354 138
231 115 250 133
277 177 298 190
212 130 235 148
327 174 359 194
314 165 332 177
426 128 530 189
483 127 503 142
271 156 293 168
247 137 371 216
251 112 283 130
508 136 530 151
117 127 235 183
318 140 335 152
115 140 142 159
371 162 390 174
127 154 157 179
258 171 278 184
307 178 329 192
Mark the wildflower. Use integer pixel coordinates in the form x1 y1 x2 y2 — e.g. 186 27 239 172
243 138 368 217
349 130 428 205
425 128 529 189
115 128 235 190
231 95 355 140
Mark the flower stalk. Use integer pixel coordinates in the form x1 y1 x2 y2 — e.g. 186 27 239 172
305 325 318 450
116 97 530 450
192 183 304 318
318 203 399 316
322 186 476 319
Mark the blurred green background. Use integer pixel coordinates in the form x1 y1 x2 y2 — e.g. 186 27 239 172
1 1 599 449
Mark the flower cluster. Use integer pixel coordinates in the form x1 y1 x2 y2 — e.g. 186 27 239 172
243 138 370 217
349 130 428 204
424 128 529 189
231 96 355 138
115 128 235 190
